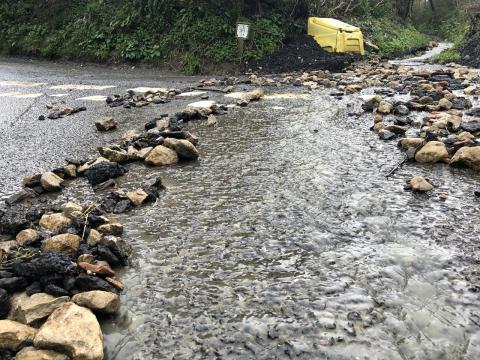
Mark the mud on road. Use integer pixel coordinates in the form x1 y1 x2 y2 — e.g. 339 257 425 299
1 53 480 360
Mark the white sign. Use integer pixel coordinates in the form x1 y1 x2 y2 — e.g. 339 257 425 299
236 23 250 39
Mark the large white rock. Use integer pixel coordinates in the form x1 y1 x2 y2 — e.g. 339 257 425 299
39 214 71 231
72 291 120 315
34 302 104 360
15 346 69 360
9 292 70 326
144 145 179 166
415 141 449 163
41 234 81 256
40 172 64 192
0 320 37 351
163 138 199 160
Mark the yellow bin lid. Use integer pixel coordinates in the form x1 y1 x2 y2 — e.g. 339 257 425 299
309 17 360 32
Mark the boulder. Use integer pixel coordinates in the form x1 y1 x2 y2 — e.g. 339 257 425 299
394 104 410 116
0 277 28 293
72 291 120 315
34 302 104 360
144 145 179 166
126 189 149 206
377 101 394 114
75 275 118 294
15 346 69 360
438 98 453 110
16 229 39 247
86 229 102 246
450 146 480 170
62 203 83 219
398 138 424 151
41 234 80 256
5 189 38 206
0 320 37 350
83 162 127 186
362 95 382 111
77 254 95 265
97 223 123 236
121 129 140 141
206 115 218 127
415 141 449 163
77 157 110 174
40 173 64 192
95 117 117 131
99 236 132 263
163 138 199 160
409 176 433 192
0 289 10 318
0 206 33 235
78 262 115 277
39 214 71 232
8 292 69 326
63 164 77 178
97 147 129 163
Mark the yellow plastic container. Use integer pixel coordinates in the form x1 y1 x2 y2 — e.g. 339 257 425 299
308 17 365 56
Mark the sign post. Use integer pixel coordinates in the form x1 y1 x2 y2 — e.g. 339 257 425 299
236 22 250 62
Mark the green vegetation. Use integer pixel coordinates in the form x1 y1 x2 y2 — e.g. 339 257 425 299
0 0 468 73
431 47 461 64
365 18 429 56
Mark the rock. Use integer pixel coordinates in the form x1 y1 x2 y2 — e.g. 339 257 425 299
126 189 149 206
163 138 199 161
63 164 77 178
93 246 120 267
43 285 69 298
40 173 64 193
450 146 480 170
0 207 33 235
97 147 129 163
384 125 407 134
438 98 453 110
144 145 179 166
86 229 102 246
77 254 95 265
95 117 117 131
11 253 75 283
8 292 69 326
377 101 394 114
362 95 382 111
97 223 123 236
84 162 127 186
467 108 480 117
72 291 120 315
378 129 395 140
394 104 410 116
77 157 110 174
39 214 71 232
0 289 10 318
0 277 28 293
461 120 480 133
105 277 124 291
62 203 83 219
99 236 132 263
34 302 103 360
15 346 69 360
16 229 39 247
398 138 424 151
5 189 38 206
452 97 472 110
121 129 140 141
0 320 36 350
415 141 449 163
41 234 80 256
75 275 118 294
409 176 433 192
78 262 115 277
206 115 217 127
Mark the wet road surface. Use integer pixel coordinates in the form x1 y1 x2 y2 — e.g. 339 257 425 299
1 56 480 359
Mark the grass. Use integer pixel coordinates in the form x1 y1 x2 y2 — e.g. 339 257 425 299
431 47 461 64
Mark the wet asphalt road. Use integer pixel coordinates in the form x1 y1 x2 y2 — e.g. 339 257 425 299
2 55 480 359
0 56 205 198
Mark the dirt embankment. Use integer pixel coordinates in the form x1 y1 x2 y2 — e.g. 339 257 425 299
249 34 358 74
459 15 480 69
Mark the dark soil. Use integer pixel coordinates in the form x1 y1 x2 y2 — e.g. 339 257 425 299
459 18 480 69
250 34 358 74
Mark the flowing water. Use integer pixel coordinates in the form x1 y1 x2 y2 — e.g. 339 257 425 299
77 90 480 359
2 55 480 359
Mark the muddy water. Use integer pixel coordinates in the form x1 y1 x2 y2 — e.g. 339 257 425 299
58 89 480 359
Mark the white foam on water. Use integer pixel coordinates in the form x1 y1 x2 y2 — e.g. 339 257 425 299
50 84 116 90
